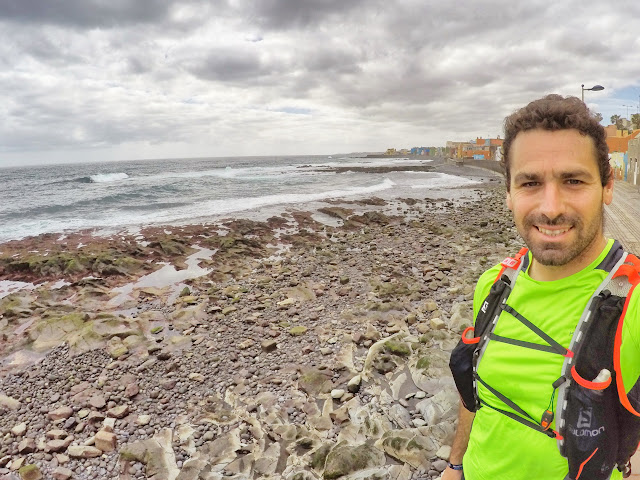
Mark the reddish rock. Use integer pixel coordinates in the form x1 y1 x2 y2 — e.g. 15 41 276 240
88 395 106 409
52 466 74 480
107 405 129 419
95 430 117 452
47 406 73 421
18 437 36 454
124 383 139 398
45 429 68 440
46 438 72 453
67 445 102 458
86 411 106 423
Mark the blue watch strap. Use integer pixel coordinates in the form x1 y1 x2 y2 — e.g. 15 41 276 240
448 462 464 471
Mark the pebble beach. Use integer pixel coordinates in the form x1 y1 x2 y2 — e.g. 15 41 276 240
0 161 523 480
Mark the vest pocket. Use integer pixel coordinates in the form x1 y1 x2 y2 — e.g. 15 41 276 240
563 379 618 480
450 336 480 412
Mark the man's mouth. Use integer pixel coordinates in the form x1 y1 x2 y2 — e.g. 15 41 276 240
536 226 571 237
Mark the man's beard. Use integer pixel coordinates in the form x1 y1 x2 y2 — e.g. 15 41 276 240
519 208 604 267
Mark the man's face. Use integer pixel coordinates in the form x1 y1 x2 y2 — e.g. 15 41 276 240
506 128 613 270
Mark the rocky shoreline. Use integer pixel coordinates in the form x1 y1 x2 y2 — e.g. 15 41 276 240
0 175 522 480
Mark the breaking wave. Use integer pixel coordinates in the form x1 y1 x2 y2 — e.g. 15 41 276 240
75 173 130 183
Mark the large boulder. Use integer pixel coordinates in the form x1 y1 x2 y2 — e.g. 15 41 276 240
415 388 459 426
447 301 473 333
323 441 386 479
298 368 334 396
120 429 179 480
375 428 439 469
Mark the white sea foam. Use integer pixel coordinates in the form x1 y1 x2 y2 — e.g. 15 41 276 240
144 164 320 182
139 178 397 223
89 172 129 183
410 172 480 189
313 159 432 169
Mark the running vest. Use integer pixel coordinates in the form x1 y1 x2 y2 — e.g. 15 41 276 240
450 242 640 480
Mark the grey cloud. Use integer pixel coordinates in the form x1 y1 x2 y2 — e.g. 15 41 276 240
235 0 367 30
0 0 174 27
2 0 640 161
183 48 270 82
304 47 363 75
0 0 226 31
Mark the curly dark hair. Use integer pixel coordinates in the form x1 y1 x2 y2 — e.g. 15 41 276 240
501 94 610 190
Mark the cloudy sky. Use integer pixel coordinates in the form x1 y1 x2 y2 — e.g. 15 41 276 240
2 0 640 167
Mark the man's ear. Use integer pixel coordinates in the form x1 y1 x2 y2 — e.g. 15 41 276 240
506 190 513 211
603 167 614 205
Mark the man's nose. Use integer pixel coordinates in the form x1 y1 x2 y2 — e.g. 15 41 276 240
539 183 565 219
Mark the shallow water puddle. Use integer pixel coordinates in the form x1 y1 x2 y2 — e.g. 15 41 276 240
0 280 38 300
0 349 46 372
108 246 216 307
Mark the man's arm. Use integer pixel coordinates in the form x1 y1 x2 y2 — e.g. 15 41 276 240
441 404 475 480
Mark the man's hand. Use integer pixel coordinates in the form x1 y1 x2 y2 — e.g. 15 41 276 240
440 466 464 480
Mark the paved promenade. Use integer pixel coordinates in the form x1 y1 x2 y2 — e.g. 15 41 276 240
606 181 640 478
605 180 640 254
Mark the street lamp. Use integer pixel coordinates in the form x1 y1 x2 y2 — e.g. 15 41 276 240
581 84 604 102
623 104 633 119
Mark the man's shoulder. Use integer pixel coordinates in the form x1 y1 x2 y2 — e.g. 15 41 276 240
477 264 502 288
473 264 504 317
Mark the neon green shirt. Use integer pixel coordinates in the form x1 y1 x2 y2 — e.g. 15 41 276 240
464 239 640 480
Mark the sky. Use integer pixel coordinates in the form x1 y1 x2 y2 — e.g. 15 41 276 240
2 0 640 167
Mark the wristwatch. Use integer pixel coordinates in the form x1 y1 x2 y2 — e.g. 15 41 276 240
448 462 464 471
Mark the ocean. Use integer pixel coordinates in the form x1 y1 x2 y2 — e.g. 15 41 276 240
0 155 481 243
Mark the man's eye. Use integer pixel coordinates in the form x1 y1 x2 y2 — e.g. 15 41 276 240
521 182 539 187
566 179 582 185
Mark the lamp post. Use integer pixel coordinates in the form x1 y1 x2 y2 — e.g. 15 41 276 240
623 104 633 119
581 84 604 102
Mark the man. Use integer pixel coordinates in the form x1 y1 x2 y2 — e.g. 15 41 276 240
444 94 640 480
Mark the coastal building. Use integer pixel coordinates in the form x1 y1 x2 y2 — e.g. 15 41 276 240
411 147 430 155
626 136 640 186
605 126 640 181
383 146 441 156
446 137 503 160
